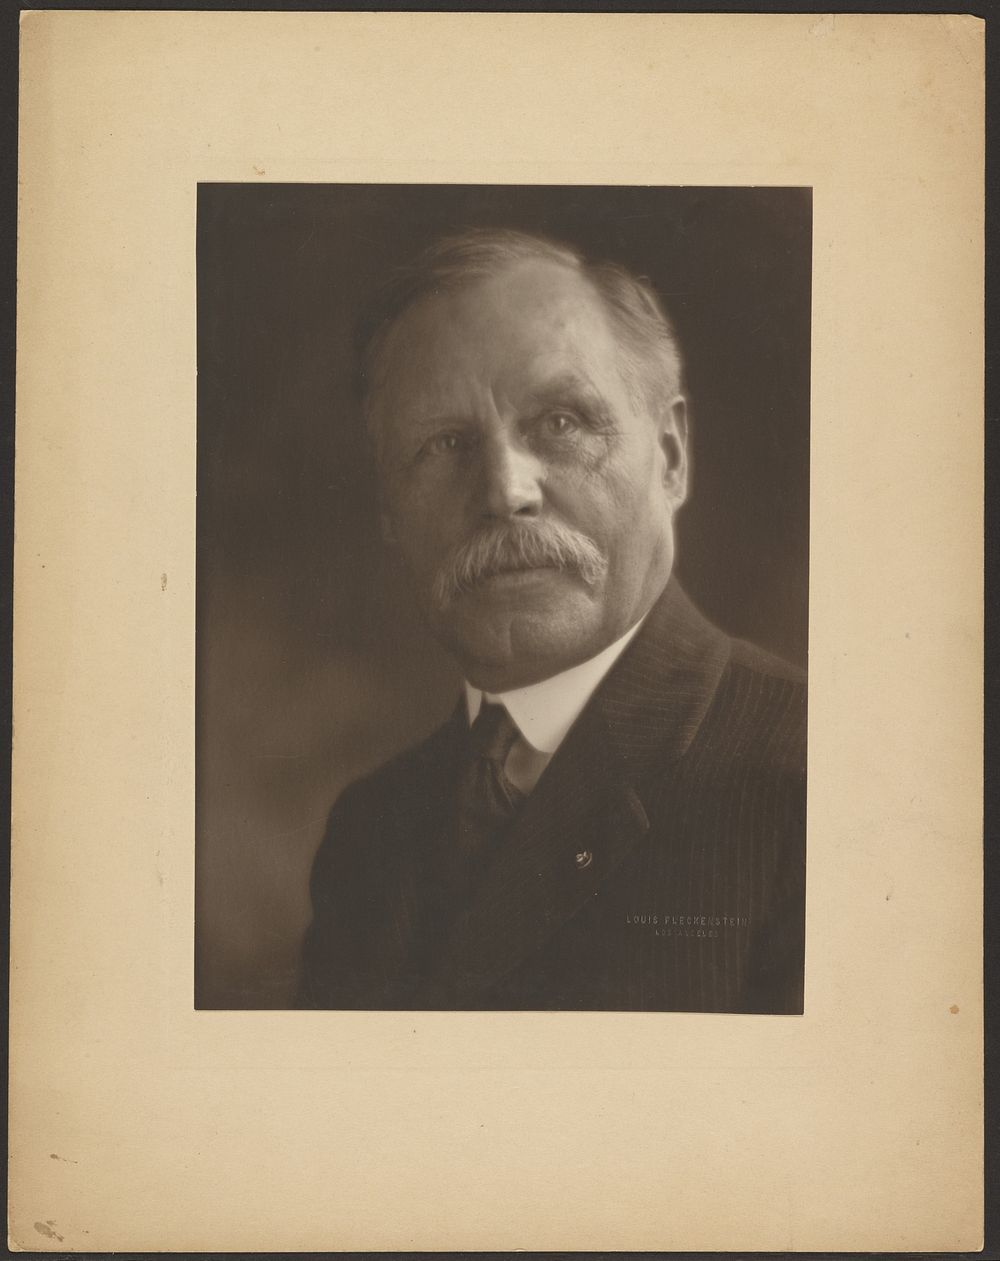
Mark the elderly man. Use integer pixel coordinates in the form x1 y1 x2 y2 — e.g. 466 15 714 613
298 228 806 1013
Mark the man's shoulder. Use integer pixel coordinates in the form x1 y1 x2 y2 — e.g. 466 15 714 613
310 712 462 893
726 634 807 689
704 633 807 772
619 580 806 765
330 711 462 820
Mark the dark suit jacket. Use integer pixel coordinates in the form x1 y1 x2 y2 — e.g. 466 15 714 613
298 579 806 1012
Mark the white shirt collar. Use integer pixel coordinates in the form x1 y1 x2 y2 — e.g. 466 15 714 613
464 617 646 755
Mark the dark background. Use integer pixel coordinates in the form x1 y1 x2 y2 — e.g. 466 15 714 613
195 184 812 1009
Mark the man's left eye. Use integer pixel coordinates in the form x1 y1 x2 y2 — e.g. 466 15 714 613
540 411 579 436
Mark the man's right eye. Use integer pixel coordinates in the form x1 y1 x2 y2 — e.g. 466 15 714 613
422 431 467 457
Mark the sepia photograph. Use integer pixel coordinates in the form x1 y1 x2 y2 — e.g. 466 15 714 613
196 184 811 1012
11 11 983 1251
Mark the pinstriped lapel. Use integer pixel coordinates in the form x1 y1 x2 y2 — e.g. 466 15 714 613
424 578 732 1003
598 579 732 773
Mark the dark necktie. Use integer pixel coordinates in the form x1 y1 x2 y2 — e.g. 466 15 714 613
453 702 525 861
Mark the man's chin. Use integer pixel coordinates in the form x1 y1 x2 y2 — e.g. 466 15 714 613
431 580 609 689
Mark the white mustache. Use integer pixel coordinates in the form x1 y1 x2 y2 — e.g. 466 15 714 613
432 521 607 608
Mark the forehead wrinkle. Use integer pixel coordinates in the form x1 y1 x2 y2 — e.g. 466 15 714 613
378 362 507 438
372 261 640 435
517 367 609 404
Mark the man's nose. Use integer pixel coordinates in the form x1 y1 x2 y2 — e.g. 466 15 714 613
477 432 544 519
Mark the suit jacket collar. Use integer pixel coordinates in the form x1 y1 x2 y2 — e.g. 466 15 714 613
464 615 645 755
421 577 733 1006
592 575 732 779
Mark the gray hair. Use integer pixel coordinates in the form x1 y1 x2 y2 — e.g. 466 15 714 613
355 227 685 444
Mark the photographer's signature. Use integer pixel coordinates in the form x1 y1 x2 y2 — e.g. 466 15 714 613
624 912 750 939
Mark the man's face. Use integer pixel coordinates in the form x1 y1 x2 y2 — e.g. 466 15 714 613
369 258 688 691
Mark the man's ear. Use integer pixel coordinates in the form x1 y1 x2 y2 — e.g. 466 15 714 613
658 395 689 507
